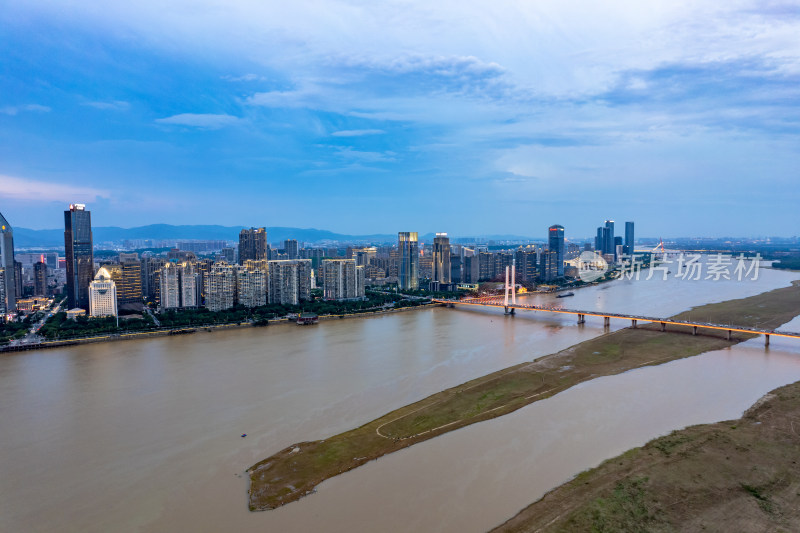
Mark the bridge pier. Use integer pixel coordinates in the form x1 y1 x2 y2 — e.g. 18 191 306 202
692 326 698 336
727 330 732 341
577 313 585 324
603 316 610 328
504 306 515 316
765 334 770 347
660 322 666 332
631 319 637 328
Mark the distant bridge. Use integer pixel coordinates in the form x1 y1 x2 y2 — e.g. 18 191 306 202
433 295 799 347
432 265 798 347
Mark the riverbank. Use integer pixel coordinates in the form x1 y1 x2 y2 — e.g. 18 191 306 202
0 302 437 354
492 379 800 531
247 281 800 511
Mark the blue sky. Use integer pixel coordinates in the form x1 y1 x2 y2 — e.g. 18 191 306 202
1 1 799 238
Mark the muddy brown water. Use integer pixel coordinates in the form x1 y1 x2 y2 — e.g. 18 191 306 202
1 265 799 532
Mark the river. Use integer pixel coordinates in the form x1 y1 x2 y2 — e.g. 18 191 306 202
1 265 799 532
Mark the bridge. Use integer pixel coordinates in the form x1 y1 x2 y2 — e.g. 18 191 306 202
432 265 800 347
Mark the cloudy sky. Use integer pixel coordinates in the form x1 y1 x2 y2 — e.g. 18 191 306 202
1 1 799 238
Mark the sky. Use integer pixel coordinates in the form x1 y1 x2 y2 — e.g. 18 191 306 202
1 1 799 238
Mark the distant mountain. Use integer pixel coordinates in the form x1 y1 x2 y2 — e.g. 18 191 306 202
13 224 398 248
14 224 538 249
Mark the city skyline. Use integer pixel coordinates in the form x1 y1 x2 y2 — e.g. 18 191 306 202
1 2 799 236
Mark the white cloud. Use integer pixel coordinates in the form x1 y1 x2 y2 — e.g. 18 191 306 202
331 129 386 137
83 100 130 110
0 104 51 115
9 1 799 96
222 73 265 82
0 175 109 202
155 113 242 129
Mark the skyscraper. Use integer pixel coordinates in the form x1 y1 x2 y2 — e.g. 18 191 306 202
548 225 565 278
283 239 299 260
64 204 94 310
624 221 635 256
603 220 615 258
34 261 48 297
398 232 419 291
0 211 16 314
432 233 451 284
238 227 267 265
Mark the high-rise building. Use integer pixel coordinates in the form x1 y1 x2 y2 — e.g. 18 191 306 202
595 227 603 253
64 204 94 310
159 263 181 310
603 220 615 257
179 262 199 308
514 249 538 283
205 261 236 312
34 261 48 297
398 232 419 290
0 211 16 313
236 264 267 308
624 221 635 256
268 259 311 305
89 267 118 317
450 256 462 284
541 249 559 282
283 239 299 260
432 233 451 284
239 228 267 265
118 258 143 304
144 258 167 304
463 253 479 283
548 225 565 278
321 259 364 300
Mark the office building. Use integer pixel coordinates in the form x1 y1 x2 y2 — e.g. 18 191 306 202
624 221 635 256
0 211 16 314
548 225 565 278
34 261 47 297
89 267 118 317
603 220 615 257
268 259 311 305
118 257 143 304
283 239 299 260
321 259 364 300
239 227 267 265
64 204 94 310
398 232 419 290
450 255 462 284
432 233 451 284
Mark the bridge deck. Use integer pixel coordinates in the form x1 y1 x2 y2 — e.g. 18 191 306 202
432 297 800 340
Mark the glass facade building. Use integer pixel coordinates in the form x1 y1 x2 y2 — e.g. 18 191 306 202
64 204 94 310
398 232 419 290
548 225 565 278
0 211 16 314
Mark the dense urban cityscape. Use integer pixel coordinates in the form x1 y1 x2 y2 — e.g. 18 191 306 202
2 204 799 352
